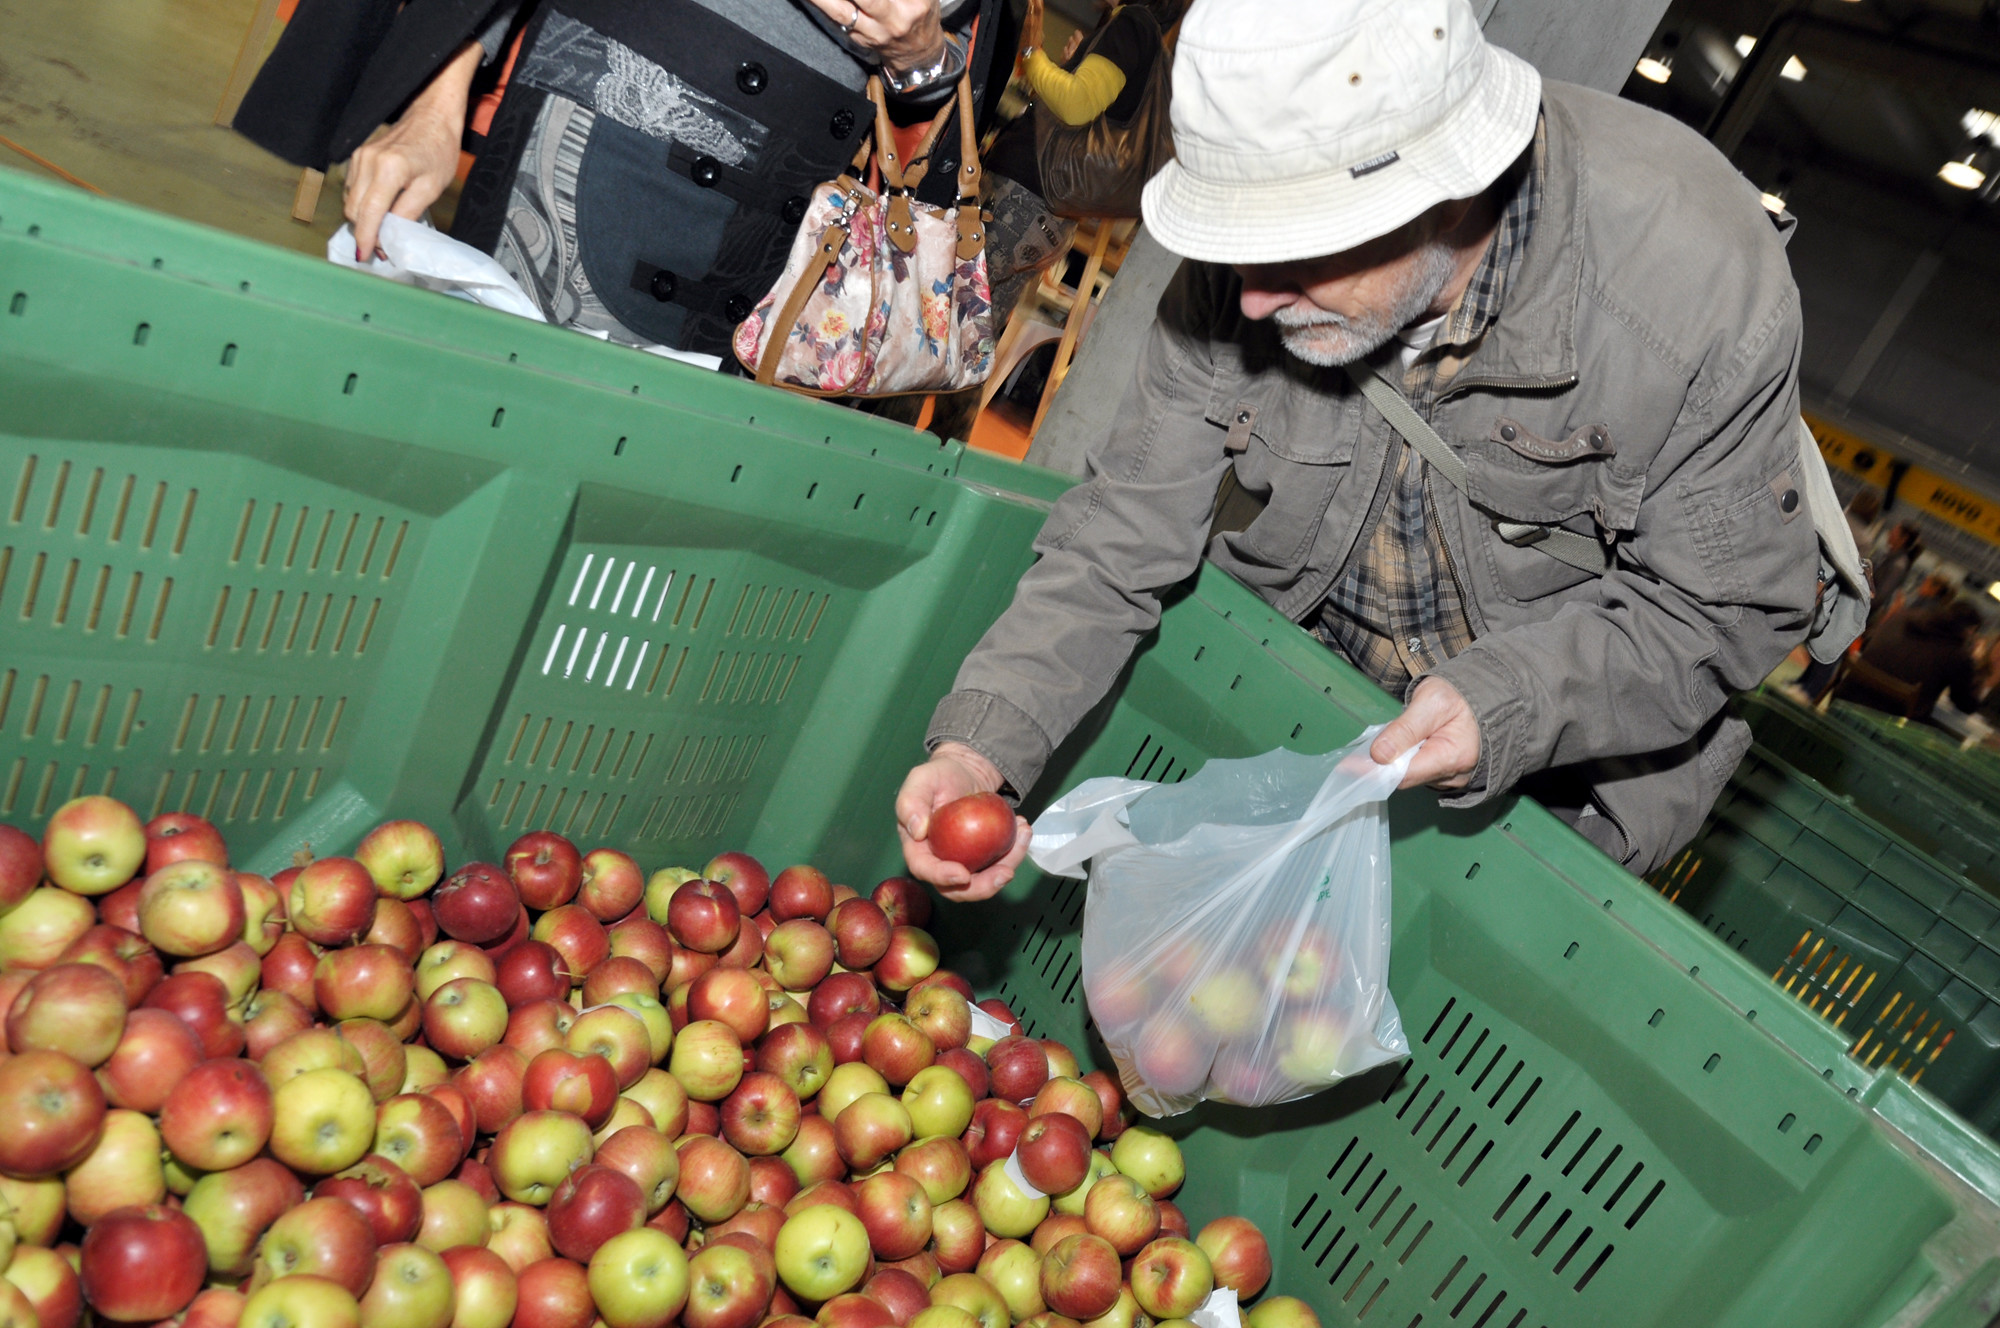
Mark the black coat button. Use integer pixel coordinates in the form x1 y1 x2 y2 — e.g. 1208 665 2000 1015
725 295 753 323
690 156 720 187
736 62 767 94
1499 423 1517 442
782 195 809 225
831 107 856 138
1781 488 1799 513
648 269 678 302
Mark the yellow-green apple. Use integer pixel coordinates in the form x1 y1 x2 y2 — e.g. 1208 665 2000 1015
5 1244 81 1328
721 1071 801 1156
63 1108 164 1223
900 1067 973 1141
530 906 608 979
252 1195 379 1295
1277 1011 1352 1085
1109 1129 1182 1199
355 822 445 902
239 872 287 955
666 881 740 955
241 1276 363 1328
690 968 769 1045
1127 1238 1211 1320
749 1155 800 1209
869 879 932 930
892 1136 972 1206
0 823 43 916
505 999 577 1059
566 1006 653 1091
318 1156 425 1246
670 1019 745 1101
1014 1113 1091 1195
0 1049 106 1176
926 1198 983 1275
579 851 645 924
819 1063 889 1124
270 1067 377 1175
1193 1218 1268 1298
593 1097 652 1147
430 865 518 947
826 900 891 971
42 796 145 896
1049 1150 1116 1218
767 867 833 924
315 945 414 1024
79 1202 206 1320
1259 924 1339 1005
339 1018 410 1102
160 1057 274 1171
266 1027 368 1085
1185 968 1259 1039
579 957 655 1007
835 1093 913 1171
768 992 808 1031
545 1165 644 1262
773 1204 867 1301
983 1038 1048 1105
586 1228 687 1328
402 1046 450 1093
416 1179 489 1253
290 858 380 948
972 1161 1047 1239
1039 1234 1118 1320
682 1237 775 1328
1079 1287 1144 1328
911 1308 980 1328
0 1174 65 1246
55 923 163 1007
245 989 316 1059
452 1045 528 1136
593 1126 678 1215
622 1069 688 1140
506 833 582 913
762 920 834 993
904 986 970 1054
439 1246 516 1328
962 1099 1027 1170
873 929 937 995
785 1179 859 1219
514 1257 593 1328
360 1242 454 1328
756 1022 833 1102
605 992 672 1064
489 1110 593 1205
415 943 496 1003
855 1171 931 1261
7 962 127 1065
138 860 245 958
484 1204 552 1273
674 1135 749 1224
418 979 505 1061
861 1015 934 1089
781 1115 842 1188
1244 1298 1318 1328
929 1274 1008 1328
1040 1043 1079 1081
0 888 98 969
975 1240 1044 1322
1081 1175 1155 1255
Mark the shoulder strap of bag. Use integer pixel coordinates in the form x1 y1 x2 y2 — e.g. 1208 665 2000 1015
753 119 874 387
1343 360 1613 576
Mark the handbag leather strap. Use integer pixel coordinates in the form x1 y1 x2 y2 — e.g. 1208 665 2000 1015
1343 360 1614 576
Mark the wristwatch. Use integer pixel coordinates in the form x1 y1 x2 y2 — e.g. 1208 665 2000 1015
882 35 965 95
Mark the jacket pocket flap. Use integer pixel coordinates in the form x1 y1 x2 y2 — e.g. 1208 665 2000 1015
1203 381 1360 464
1462 437 1643 531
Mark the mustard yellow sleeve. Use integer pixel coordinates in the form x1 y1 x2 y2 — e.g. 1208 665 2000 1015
1025 49 1127 126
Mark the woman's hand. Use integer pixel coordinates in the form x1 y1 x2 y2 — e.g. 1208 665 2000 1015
343 41 482 262
896 742 1031 901
1060 27 1085 61
807 0 946 74
1023 0 1044 56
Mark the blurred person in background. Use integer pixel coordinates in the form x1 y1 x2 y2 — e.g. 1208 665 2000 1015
1837 597 1985 723
1795 487 1886 701
1868 522 1922 625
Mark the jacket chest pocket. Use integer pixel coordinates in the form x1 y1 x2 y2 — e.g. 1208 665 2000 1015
1206 384 1362 568
1459 416 1644 603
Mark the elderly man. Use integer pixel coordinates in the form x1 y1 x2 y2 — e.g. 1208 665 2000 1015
898 0 1823 894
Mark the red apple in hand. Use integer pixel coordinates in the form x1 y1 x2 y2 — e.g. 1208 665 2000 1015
507 832 583 912
927 795 1015 872
78 1203 207 1321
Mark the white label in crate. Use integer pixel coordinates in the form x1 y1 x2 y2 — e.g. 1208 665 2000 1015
968 1006 1015 1041
1190 1288 1239 1328
1002 1147 1049 1199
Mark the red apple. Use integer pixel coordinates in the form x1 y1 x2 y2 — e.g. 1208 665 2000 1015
316 943 416 1024
318 1155 426 1245
424 1084 478 1159
1029 1079 1104 1140
1127 1237 1212 1320
861 1014 935 1088
593 1125 680 1215
159 1057 273 1170
1194 1217 1269 1298
566 1005 654 1091
41 796 146 896
96 1006 202 1111
545 1165 645 1262
367 897 426 963
579 851 645 923
262 931 323 1009
453 1045 529 1135
683 1237 774 1328
721 1071 802 1156
144 812 227 874
962 1099 1027 1170
865 1269 930 1326
0 824 43 914
815 1293 893 1328
869 879 932 930
1015 1113 1091 1196
6 1243 83 1328
767 868 834 924
56 923 163 1007
1041 1234 1120 1320
337 1016 409 1101
6 962 127 1066
874 928 938 994
530 906 609 980
514 1257 594 1328
241 989 314 1059
489 941 564 1010
376 1092 466 1187
926 796 1014 872
1079 1073 1130 1143
891 1135 972 1206
666 945 719 993
808 973 879 1030
702 853 769 916
690 968 770 1045
934 1049 989 1101
606 914 673 981
523 1048 620 1128
855 1171 931 1261
929 1200 985 1275
581 956 657 1007
432 864 520 946
827 900 891 973
667 881 740 954
290 857 380 947
676 1134 751 1225
78 1203 205 1321
905 986 971 1054
506 832 582 912
756 1022 834 1103
779 1114 842 1188
1081 1175 1156 1255
748 1155 800 1209
985 1038 1049 1105
0 1048 106 1175
505 999 579 1059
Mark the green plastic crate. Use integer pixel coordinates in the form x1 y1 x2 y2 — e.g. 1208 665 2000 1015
5 170 2000 1328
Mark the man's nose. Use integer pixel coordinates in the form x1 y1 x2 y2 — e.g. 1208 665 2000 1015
1236 276 1299 322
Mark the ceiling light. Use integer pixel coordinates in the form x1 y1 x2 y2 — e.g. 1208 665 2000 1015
1966 109 2000 147
1987 581 2000 603
1940 157 1988 190
1759 191 1788 213
1734 34 1756 56
1780 55 1807 80
1635 56 1673 84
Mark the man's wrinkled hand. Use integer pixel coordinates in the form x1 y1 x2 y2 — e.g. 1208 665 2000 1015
896 742 1030 901
1371 676 1481 790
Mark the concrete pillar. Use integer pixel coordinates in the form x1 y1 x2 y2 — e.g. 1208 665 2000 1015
1024 0 1674 476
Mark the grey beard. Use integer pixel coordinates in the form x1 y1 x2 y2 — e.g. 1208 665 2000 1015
1273 240 1460 367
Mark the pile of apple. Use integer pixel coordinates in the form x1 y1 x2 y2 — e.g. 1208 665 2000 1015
0 795 1323 1328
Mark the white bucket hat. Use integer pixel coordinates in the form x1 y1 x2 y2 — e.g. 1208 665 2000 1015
1142 0 1542 265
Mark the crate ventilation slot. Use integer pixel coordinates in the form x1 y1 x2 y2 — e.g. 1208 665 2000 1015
1009 878 1086 1009
227 501 408 579
11 457 196 554
148 765 321 825
170 693 343 758
1124 733 1191 783
1770 928 1879 1029
489 781 630 840
3 757 122 819
1849 990 1954 1084
502 716 658 780
205 587 380 657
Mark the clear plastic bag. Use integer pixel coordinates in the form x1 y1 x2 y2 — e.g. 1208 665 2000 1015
1028 728 1412 1117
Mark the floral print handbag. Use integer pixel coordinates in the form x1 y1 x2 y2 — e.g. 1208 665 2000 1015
732 76 994 397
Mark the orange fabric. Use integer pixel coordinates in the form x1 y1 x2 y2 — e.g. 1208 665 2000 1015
470 26 527 138
276 0 299 21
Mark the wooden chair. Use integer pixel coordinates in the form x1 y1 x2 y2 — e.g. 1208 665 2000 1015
214 0 325 223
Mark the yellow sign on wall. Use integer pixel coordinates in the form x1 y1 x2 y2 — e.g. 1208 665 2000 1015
1804 414 1897 489
1804 411 2000 550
